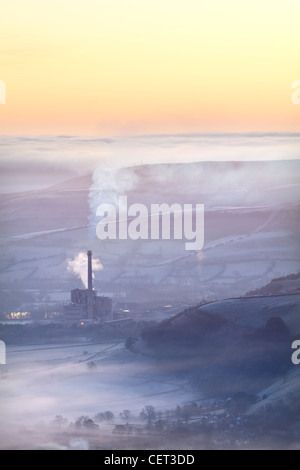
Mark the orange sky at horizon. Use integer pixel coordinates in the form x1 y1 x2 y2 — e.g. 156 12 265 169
0 0 299 136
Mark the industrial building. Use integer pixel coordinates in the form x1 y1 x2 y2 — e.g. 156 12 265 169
64 250 112 323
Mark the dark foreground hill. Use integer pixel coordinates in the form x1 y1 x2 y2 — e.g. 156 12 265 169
130 294 299 396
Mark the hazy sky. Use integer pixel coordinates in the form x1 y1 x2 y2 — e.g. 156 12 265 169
0 0 299 136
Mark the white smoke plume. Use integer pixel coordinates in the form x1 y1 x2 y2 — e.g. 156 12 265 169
67 252 103 288
87 135 300 236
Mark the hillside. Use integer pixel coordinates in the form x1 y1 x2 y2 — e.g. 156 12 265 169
130 294 299 397
0 160 300 313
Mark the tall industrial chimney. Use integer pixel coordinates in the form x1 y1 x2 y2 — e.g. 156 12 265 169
87 250 93 292
87 250 94 320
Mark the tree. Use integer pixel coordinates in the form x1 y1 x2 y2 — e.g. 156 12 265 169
140 405 156 422
52 415 67 427
87 361 96 370
95 411 114 421
120 409 131 420
75 416 99 430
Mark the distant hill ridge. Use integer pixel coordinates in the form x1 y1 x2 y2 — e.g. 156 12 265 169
246 272 300 296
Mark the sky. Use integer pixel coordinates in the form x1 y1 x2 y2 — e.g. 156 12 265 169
0 0 299 136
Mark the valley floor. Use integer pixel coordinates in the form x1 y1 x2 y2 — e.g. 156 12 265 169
0 339 299 450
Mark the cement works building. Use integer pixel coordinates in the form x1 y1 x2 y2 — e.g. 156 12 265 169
64 250 112 323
